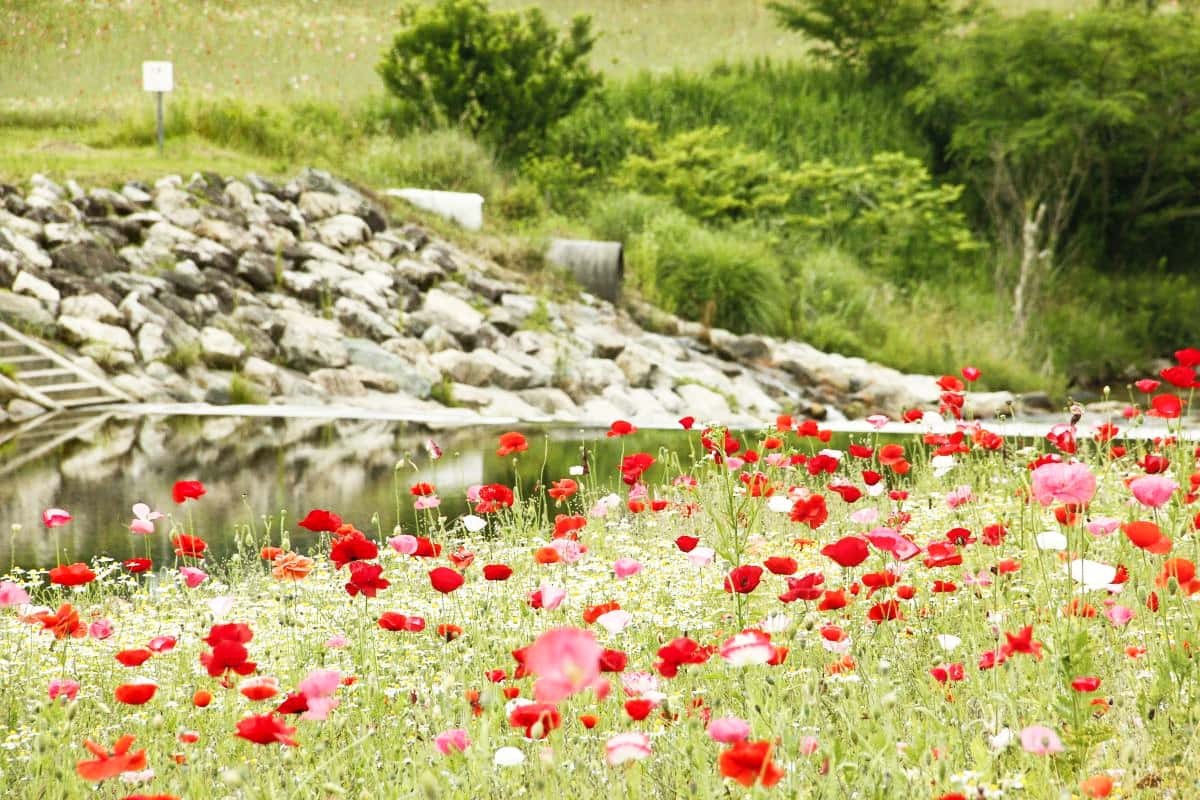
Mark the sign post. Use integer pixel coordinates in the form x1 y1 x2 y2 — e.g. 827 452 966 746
141 61 173 156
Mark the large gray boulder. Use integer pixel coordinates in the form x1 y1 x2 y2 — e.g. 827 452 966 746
421 288 484 344
58 315 135 352
277 313 348 371
199 326 248 369
344 338 433 400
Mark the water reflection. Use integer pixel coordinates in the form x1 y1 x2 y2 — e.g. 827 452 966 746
0 412 692 568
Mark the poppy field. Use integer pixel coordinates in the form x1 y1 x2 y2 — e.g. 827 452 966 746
3 358 1200 799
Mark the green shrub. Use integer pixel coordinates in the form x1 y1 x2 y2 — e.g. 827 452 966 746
378 0 600 161
617 122 791 225
359 129 502 196
586 192 678 242
769 0 976 83
627 212 785 334
492 180 546 223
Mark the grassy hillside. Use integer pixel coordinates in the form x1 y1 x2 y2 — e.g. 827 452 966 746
0 0 1086 110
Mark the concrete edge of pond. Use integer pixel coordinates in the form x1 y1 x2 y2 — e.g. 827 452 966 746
79 402 1199 441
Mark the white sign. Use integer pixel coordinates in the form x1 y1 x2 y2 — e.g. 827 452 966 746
142 61 174 93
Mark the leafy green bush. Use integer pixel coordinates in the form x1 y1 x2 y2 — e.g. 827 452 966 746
769 0 975 83
627 212 785 334
586 192 678 242
359 129 501 196
617 122 791 224
378 0 599 161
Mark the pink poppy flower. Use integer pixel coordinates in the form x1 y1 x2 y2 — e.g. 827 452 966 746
42 508 71 528
1030 462 1096 507
389 535 418 555
1019 725 1064 755
605 732 651 766
1106 605 1134 626
531 583 566 611
621 672 660 698
48 679 79 701
435 728 471 755
523 627 604 703
549 539 584 564
129 503 164 535
88 619 113 640
850 508 880 525
707 716 751 744
866 414 890 430
413 495 441 511
800 736 820 755
613 558 642 579
298 669 341 721
687 547 715 568
945 485 974 509
0 581 30 607
179 567 207 588
596 609 633 635
1130 475 1178 509
324 634 349 649
1086 517 1120 537
718 630 774 667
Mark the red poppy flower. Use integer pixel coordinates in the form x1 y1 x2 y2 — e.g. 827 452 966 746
821 536 869 568
1148 393 1183 419
116 648 153 667
330 531 378 568
234 713 298 746
410 482 436 497
275 692 309 715
724 565 763 594
579 714 598 729
429 566 465 593
818 589 848 610
763 556 798 575
76 734 148 782
600 648 628 672
675 535 699 552
778 572 824 603
345 561 390 598
619 453 655 486
718 740 785 788
867 600 902 623
379 612 421 632
34 603 85 639
624 698 655 720
114 681 157 705
1071 676 1101 692
790 494 828 529
1160 365 1197 389
655 637 713 678
678 416 695 430
507 702 561 739
192 690 213 708
475 483 515 513
199 623 256 678
171 534 207 559
961 365 981 382
123 558 153 574
1001 625 1043 659
828 484 863 503
607 420 637 437
548 478 578 503
298 509 342 532
923 541 963 569
49 562 96 587
583 601 620 624
1122 520 1172 554
482 564 513 581
496 431 528 457
172 480 206 504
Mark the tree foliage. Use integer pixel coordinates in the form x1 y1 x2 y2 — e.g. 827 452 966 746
378 0 599 160
909 7 1200 273
768 0 975 82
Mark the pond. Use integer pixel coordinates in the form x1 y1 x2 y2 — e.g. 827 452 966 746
0 408 1188 569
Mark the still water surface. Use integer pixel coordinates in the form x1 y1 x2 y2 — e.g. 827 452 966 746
0 409 1188 569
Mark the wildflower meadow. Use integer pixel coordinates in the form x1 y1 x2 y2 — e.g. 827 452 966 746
4 355 1200 799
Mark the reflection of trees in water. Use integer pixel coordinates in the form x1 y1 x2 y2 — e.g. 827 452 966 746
0 414 490 568
0 415 701 569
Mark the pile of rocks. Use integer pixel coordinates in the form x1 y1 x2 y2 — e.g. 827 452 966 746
0 169 1019 427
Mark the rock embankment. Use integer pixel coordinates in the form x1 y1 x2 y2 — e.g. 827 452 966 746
0 169 1020 427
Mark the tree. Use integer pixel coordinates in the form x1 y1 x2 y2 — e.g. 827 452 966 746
768 0 975 83
907 7 1200 332
378 0 599 161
